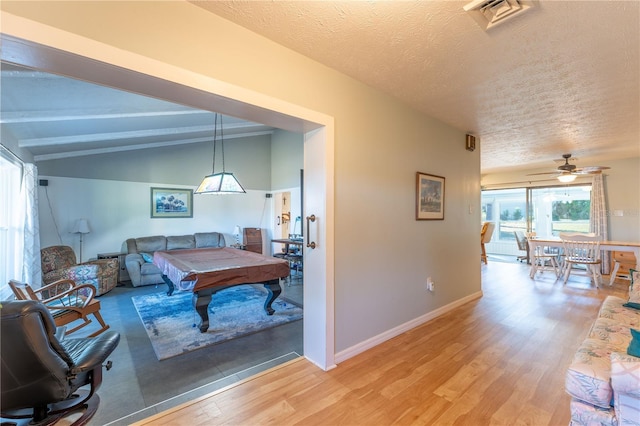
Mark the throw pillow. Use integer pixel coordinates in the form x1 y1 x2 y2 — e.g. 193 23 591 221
140 252 153 263
628 328 640 357
623 269 640 310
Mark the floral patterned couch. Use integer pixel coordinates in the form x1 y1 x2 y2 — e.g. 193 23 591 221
566 294 640 425
40 245 119 296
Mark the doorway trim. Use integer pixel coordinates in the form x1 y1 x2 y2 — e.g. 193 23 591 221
1 12 336 370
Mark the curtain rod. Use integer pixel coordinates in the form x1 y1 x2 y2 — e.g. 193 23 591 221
0 144 24 166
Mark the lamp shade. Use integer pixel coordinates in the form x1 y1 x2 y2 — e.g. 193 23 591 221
71 219 90 234
233 225 241 235
195 172 246 194
557 173 577 183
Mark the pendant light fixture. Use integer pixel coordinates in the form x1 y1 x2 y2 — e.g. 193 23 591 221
195 113 246 195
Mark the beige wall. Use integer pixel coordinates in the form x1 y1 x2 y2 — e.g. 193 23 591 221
1 1 481 354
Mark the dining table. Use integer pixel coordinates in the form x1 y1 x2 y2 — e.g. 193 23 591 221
271 238 304 254
527 237 640 286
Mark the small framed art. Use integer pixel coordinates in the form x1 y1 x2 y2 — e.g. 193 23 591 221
416 172 445 220
150 187 193 218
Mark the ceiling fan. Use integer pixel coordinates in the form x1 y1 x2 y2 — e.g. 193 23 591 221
527 154 610 183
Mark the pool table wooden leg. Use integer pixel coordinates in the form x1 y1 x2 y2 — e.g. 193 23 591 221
193 289 213 333
263 280 282 315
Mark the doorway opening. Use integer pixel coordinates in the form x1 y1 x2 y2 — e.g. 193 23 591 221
1 28 334 421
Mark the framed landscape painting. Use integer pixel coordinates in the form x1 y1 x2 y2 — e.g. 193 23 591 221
150 187 193 218
416 172 445 220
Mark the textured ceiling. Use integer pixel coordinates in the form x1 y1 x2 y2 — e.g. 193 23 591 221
192 0 640 173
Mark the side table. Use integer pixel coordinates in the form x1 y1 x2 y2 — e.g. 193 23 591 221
97 252 129 284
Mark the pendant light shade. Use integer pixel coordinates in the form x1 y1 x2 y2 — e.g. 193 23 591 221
196 172 245 194
195 113 246 195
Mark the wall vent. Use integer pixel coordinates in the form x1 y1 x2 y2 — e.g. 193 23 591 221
464 0 534 30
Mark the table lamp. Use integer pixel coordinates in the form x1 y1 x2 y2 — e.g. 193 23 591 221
233 225 241 246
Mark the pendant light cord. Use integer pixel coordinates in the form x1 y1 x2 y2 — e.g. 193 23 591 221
211 113 218 174
220 115 225 173
211 113 227 173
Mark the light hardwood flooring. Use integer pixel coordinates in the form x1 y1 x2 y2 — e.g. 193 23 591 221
133 259 630 425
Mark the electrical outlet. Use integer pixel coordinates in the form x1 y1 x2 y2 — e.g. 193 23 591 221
427 277 435 292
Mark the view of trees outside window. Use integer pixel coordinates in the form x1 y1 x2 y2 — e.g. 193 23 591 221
481 185 592 257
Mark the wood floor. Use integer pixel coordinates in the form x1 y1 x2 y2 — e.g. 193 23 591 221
132 260 630 425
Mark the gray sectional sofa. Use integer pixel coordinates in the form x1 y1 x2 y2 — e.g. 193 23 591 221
124 232 226 287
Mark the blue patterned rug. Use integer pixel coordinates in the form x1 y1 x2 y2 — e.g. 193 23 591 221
132 286 303 360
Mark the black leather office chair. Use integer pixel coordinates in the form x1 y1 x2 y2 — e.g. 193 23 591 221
1 299 120 425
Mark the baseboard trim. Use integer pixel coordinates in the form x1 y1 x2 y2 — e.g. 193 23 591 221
334 290 483 364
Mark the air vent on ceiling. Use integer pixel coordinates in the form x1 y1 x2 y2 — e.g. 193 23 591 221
464 0 534 31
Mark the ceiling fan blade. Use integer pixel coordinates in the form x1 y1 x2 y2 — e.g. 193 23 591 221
526 172 560 176
573 166 610 174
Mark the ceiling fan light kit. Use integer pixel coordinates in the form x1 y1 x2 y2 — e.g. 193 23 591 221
557 173 577 183
526 153 610 183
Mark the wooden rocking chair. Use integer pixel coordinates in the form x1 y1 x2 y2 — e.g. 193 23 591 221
9 279 110 337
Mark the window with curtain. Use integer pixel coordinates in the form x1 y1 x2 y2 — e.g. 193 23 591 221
1 147 24 300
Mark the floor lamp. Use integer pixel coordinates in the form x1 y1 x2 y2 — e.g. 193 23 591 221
72 219 90 263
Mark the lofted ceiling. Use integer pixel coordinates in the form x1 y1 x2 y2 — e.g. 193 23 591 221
2 1 639 173
0 62 276 162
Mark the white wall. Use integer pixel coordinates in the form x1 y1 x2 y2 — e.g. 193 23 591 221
38 176 272 260
2 1 481 355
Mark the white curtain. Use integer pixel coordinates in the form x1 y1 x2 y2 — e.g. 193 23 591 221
590 173 610 274
22 163 42 287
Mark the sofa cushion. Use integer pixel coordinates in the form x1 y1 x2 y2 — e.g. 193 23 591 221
566 338 618 408
140 262 162 275
599 296 640 328
624 269 640 310
588 318 633 348
195 232 225 248
135 236 167 253
569 398 616 426
610 351 640 423
167 235 195 250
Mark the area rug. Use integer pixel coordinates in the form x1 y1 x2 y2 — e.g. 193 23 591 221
132 286 303 360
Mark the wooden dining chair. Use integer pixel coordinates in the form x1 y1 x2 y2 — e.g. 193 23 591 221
8 279 110 337
559 233 602 287
480 222 495 264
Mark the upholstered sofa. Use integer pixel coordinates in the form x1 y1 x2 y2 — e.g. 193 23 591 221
41 245 119 296
124 232 226 287
566 295 640 425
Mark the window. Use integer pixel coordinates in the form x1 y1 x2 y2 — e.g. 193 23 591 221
0 148 24 300
481 184 592 257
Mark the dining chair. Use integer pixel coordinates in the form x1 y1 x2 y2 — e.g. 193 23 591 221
559 233 602 287
513 231 529 263
528 242 561 279
480 222 495 264
8 279 110 337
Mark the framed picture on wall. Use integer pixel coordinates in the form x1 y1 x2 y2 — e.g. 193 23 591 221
150 187 193 218
416 172 445 220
